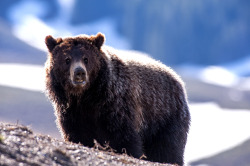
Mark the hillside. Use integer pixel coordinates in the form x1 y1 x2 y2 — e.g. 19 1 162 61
0 85 59 138
0 123 174 166
191 139 250 166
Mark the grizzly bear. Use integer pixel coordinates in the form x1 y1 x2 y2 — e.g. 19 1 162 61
44 33 190 166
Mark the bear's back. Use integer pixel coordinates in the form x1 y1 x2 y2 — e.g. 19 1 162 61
103 46 185 93
103 46 188 129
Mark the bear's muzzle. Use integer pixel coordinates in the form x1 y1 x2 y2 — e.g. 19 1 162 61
73 67 86 85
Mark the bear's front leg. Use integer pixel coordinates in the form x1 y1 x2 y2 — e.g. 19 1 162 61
98 111 143 159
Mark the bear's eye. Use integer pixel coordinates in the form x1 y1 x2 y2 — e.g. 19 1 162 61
65 57 71 65
83 58 88 64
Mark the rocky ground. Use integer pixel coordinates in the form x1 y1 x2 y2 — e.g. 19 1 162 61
0 123 175 166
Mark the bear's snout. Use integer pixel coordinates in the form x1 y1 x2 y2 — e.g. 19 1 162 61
73 67 86 85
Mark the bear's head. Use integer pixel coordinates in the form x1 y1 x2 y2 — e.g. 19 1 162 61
45 33 105 95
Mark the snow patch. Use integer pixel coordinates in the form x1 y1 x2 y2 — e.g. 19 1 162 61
12 15 56 51
178 56 250 90
223 56 250 77
199 66 238 87
0 63 45 92
185 102 250 164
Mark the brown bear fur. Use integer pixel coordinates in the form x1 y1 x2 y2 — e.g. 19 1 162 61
44 33 190 166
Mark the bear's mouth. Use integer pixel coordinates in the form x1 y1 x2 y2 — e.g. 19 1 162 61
72 80 86 86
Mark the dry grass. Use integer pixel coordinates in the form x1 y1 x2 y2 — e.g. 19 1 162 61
0 135 4 143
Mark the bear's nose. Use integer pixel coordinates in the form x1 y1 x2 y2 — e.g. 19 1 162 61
74 67 85 82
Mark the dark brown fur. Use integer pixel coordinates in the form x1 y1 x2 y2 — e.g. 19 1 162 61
45 33 190 166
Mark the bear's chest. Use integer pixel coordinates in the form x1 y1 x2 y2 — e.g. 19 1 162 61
61 104 102 145
65 102 99 126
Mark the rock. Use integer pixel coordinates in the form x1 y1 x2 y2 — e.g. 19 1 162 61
0 123 174 166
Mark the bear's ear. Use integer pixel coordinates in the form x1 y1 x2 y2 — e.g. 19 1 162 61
45 35 62 52
92 33 105 49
